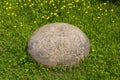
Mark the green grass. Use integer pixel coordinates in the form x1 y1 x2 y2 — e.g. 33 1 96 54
0 0 120 80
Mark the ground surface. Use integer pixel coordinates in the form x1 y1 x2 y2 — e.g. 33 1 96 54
0 0 120 80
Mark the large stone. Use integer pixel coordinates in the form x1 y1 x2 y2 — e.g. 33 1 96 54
27 22 90 67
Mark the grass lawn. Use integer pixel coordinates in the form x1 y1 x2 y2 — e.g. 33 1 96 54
0 0 120 80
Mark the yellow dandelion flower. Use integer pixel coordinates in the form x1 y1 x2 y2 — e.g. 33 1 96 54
111 9 114 12
40 3 44 6
50 12 53 15
105 10 107 12
57 0 60 3
68 3 73 8
112 20 114 23
28 0 31 2
9 6 12 9
98 7 100 9
13 26 16 28
100 8 102 11
63 5 66 8
16 3 19 5
51 12 53 15
29 5 32 7
21 5 23 8
75 0 79 3
52 3 55 6
97 16 100 19
78 8 80 10
73 15 75 17
67 12 70 14
20 23 23 26
54 13 58 17
29 3 34 7
61 5 66 9
73 5 75 8
68 3 73 6
7 13 10 16
75 17 77 20
24 4 27 6
41 16 45 19
105 13 107 15
83 3 86 6
85 11 88 14
33 21 37 24
6 2 9 5
61 7 64 10
31 3 34 6
54 13 57 15
45 1 47 3
55 9 58 12
50 0 54 3
20 25 23 27
69 7 72 8
98 7 102 11
6 8 9 10
92 48 95 52
54 6 57 9
46 16 50 20
87 6 90 9
11 13 15 16
19 0 21 2
50 0 54 4
9 4 12 7
103 2 106 6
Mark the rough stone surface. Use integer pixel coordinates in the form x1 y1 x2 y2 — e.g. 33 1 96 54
27 22 90 67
